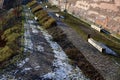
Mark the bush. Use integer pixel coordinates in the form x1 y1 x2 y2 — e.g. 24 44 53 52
32 5 43 13
0 6 23 67
27 0 37 7
0 23 22 63
0 10 14 30
30 4 57 29
43 18 56 29
37 13 48 21
4 33 21 42
35 10 48 19
65 48 79 60
0 46 14 62
2 25 21 40
0 7 22 31
39 16 51 24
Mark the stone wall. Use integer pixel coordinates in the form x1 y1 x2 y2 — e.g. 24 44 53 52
49 0 120 34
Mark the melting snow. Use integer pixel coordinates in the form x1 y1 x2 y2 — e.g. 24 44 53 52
21 67 32 73
38 26 89 80
28 20 34 24
34 66 41 70
37 45 44 52
0 75 17 80
31 25 39 34
24 23 33 52
17 58 29 68
32 27 39 33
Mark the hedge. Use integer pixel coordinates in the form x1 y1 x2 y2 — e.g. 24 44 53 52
27 0 37 7
32 5 43 13
27 1 57 29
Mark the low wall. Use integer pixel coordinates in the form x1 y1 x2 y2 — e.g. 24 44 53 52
88 38 105 53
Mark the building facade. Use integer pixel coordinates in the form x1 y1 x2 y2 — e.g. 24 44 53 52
49 0 120 34
0 0 4 8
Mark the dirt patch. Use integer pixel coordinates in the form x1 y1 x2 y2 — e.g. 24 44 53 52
47 26 105 80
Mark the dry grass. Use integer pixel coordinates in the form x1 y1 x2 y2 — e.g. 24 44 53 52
0 22 22 63
0 6 23 65
0 46 14 62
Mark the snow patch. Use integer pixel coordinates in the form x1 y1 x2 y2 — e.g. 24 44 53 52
0 74 17 80
21 67 32 72
34 66 40 70
24 23 33 52
25 13 30 17
31 26 39 33
38 26 89 80
37 45 44 52
28 20 34 24
17 58 29 68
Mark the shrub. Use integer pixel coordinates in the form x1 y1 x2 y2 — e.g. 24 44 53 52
65 48 79 60
0 24 22 63
0 12 14 29
30 4 57 29
35 10 48 19
0 46 14 62
34 10 40 16
0 7 21 31
50 27 66 42
2 25 21 40
4 33 21 43
37 13 48 21
32 5 43 13
39 16 51 24
0 6 23 66
27 0 37 7
43 18 56 29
